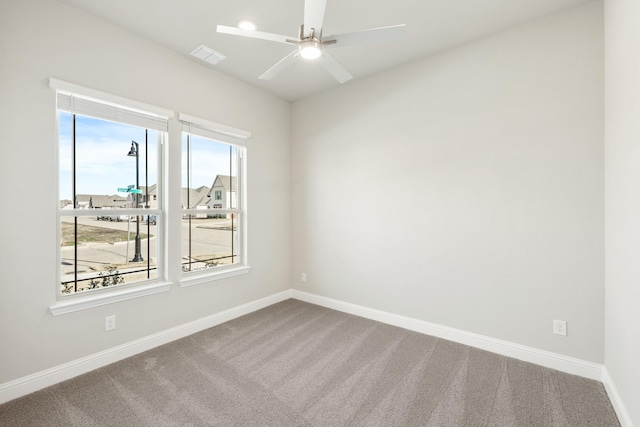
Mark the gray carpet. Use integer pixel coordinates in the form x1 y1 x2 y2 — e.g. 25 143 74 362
0 299 620 426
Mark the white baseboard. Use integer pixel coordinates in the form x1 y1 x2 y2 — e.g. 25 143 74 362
292 291 640 425
291 290 603 381
2 288 632 427
0 289 292 405
602 367 635 427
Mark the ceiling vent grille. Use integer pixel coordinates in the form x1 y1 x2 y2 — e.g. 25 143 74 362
190 45 226 65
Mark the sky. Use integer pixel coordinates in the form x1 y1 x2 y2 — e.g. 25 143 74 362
59 112 236 201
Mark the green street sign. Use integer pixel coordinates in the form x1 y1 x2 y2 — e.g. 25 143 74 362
117 187 142 194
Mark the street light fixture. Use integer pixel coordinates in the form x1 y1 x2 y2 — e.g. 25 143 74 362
127 141 143 262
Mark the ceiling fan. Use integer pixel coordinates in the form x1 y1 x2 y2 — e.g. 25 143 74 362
216 0 406 83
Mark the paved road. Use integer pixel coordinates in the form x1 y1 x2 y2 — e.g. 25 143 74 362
60 216 237 289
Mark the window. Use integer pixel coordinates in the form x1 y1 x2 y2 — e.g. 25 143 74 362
180 113 249 279
54 80 168 297
50 80 250 312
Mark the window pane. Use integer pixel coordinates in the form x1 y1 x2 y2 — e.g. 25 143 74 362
59 112 73 209
229 145 238 209
181 213 239 273
60 215 158 294
59 114 158 209
181 133 237 210
181 130 241 274
59 111 161 296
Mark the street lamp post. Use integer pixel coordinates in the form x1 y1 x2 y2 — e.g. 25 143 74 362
127 141 143 262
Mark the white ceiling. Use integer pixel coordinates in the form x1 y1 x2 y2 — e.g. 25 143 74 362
58 0 592 101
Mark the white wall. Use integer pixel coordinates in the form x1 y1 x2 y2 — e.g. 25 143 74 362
604 0 640 423
0 0 290 384
3 0 628 416
291 2 604 363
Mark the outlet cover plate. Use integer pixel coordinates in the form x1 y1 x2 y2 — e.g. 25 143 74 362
553 319 567 336
105 315 116 331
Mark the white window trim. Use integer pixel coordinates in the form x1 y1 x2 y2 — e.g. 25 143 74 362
49 80 254 312
179 265 251 288
50 281 172 316
50 78 174 120
52 79 171 311
178 112 250 143
179 113 250 286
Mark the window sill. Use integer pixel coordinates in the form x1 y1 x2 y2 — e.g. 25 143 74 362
50 281 172 316
179 265 251 288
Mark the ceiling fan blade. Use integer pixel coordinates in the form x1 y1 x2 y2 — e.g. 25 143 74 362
259 50 299 80
217 25 292 45
304 0 327 35
319 51 353 84
324 24 406 48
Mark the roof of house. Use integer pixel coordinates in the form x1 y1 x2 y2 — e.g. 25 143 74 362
208 175 237 195
92 195 127 208
75 194 92 203
70 183 211 209
74 194 127 208
181 187 209 208
138 184 158 195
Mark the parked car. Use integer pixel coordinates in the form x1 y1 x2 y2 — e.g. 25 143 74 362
108 215 129 222
145 215 157 225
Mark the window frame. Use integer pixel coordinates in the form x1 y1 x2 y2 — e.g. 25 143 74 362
179 113 250 287
50 78 172 314
48 80 252 314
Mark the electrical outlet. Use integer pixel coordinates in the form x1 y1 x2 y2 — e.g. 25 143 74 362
105 315 116 331
301 273 307 282
553 319 567 336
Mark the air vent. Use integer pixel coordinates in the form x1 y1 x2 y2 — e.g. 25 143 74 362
190 45 226 65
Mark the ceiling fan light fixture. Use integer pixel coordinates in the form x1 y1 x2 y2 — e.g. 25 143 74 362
237 20 257 31
299 40 322 60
